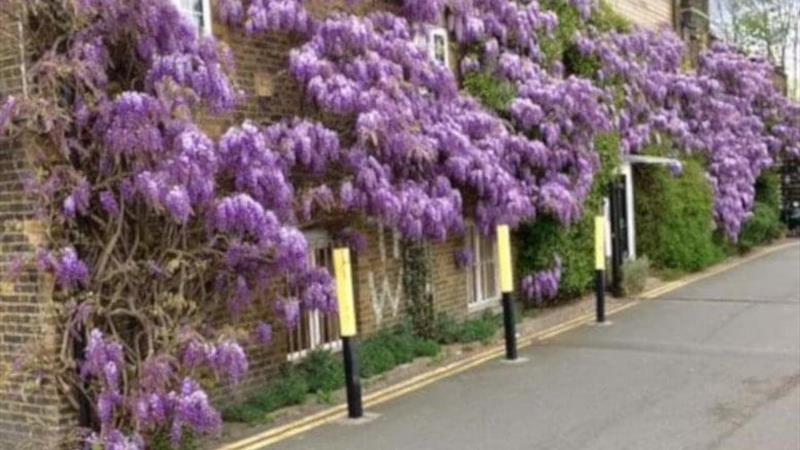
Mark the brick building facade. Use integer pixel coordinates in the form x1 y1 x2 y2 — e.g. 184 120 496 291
0 1 691 448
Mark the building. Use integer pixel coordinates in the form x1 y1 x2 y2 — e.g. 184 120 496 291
0 1 709 447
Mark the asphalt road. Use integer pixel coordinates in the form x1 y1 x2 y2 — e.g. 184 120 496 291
272 243 800 450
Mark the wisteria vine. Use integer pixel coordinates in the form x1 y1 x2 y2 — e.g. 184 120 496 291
1 0 798 449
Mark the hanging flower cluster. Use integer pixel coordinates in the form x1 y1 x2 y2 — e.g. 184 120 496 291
288 12 539 237
3 0 343 447
521 256 562 305
579 30 798 238
3 0 798 448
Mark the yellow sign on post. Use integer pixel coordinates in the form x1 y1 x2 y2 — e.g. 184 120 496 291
497 225 514 294
333 248 357 337
594 217 606 271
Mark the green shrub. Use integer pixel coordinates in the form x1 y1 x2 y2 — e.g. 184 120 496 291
431 312 500 345
222 403 271 426
621 256 650 297
297 350 344 394
463 72 517 112
413 339 441 358
360 339 397 379
431 313 461 345
223 368 309 425
738 202 784 253
458 313 500 344
254 369 308 411
635 159 726 272
377 329 417 364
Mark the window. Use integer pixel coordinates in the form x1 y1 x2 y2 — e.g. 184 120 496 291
414 27 450 67
467 226 499 309
287 231 342 361
171 0 213 35
429 28 449 66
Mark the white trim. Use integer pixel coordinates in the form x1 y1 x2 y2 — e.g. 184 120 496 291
467 225 500 310
623 155 680 166
428 27 450 66
621 162 637 260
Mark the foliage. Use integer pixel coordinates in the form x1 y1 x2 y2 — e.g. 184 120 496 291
737 171 785 251
297 350 345 395
754 170 783 210
621 256 650 297
2 0 798 447
462 72 518 112
737 202 784 252
222 368 309 425
634 160 726 272
432 312 500 345
517 133 620 304
402 242 436 339
359 327 442 378
589 1 633 33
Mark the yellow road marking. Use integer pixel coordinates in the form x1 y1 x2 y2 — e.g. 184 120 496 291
217 241 799 450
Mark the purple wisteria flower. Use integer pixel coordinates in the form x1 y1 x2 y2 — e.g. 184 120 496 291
253 322 273 346
521 257 563 305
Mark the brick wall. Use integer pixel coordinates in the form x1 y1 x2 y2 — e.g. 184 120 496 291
0 11 75 450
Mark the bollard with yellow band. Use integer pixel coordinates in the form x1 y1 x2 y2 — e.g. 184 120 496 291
496 225 519 361
594 217 607 323
333 248 363 419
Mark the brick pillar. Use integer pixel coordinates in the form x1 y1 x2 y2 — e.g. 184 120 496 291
1 13 75 450
677 0 710 65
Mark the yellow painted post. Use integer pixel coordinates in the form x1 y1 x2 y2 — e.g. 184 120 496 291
594 217 607 323
333 248 357 337
594 217 606 271
496 225 518 361
497 225 514 294
332 247 363 418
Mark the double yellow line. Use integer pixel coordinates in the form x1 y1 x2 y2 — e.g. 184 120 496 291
217 241 799 450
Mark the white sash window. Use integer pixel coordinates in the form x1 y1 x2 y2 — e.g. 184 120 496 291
467 226 500 310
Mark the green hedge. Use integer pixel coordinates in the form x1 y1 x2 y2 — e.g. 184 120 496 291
634 159 726 272
737 171 785 252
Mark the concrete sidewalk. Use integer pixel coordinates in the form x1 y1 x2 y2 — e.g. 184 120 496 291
269 243 800 450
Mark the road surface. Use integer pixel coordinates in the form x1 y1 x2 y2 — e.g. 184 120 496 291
272 243 800 450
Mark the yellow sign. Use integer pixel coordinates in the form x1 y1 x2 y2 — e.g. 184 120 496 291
594 217 606 271
333 248 357 337
497 225 514 294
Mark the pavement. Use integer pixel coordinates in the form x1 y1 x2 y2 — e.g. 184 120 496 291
270 243 800 450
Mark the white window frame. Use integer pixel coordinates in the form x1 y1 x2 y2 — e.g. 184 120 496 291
287 230 343 362
467 225 500 311
414 27 450 67
428 27 450 66
171 0 213 36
